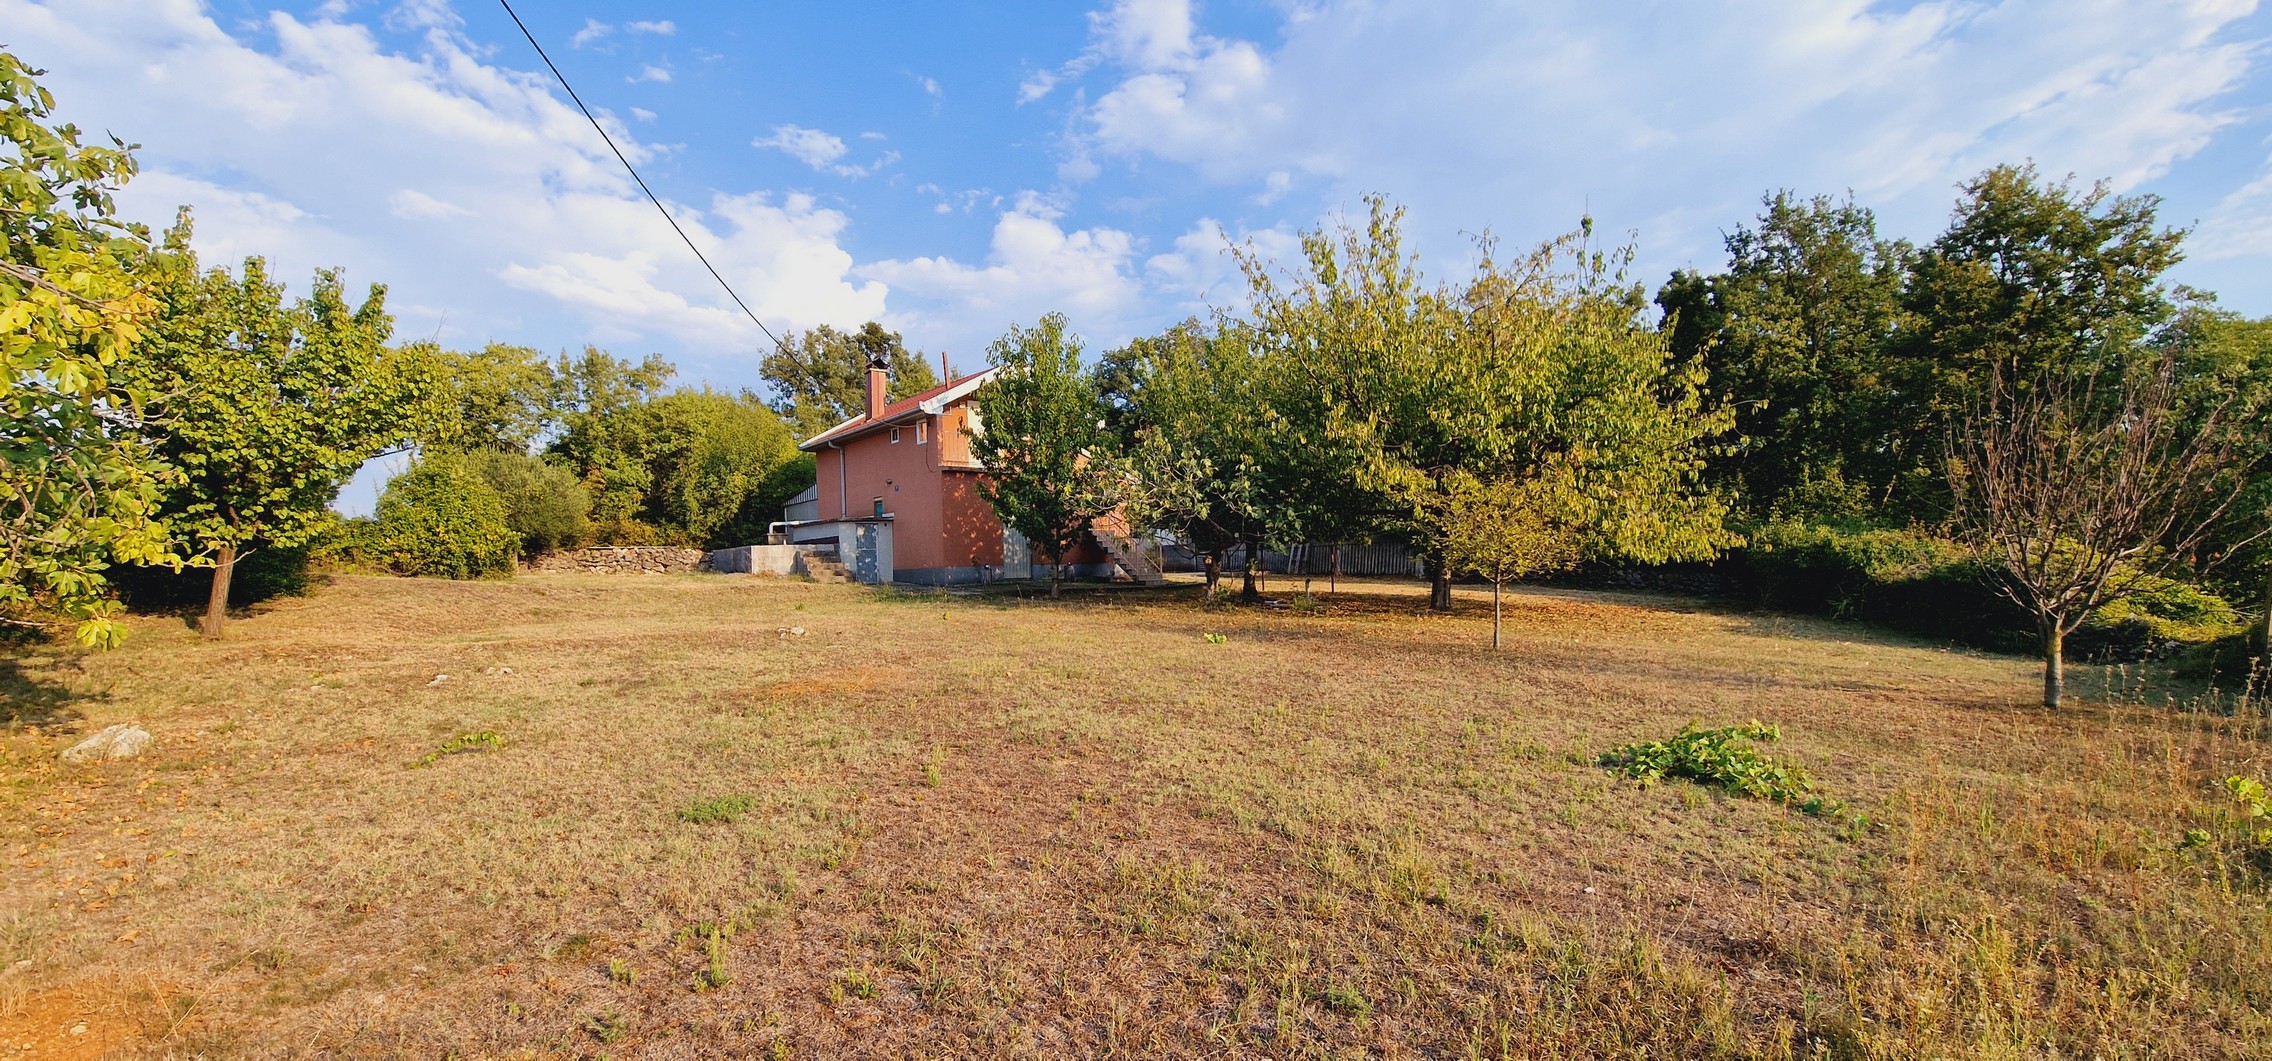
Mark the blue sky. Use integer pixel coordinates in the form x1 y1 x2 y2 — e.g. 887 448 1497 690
9 0 2272 393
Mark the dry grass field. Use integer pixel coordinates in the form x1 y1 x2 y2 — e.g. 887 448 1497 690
2 571 2269 1058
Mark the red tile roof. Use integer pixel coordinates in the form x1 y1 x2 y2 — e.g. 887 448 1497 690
798 369 997 450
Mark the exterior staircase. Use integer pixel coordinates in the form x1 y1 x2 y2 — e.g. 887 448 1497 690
792 548 852 583
1089 510 1166 584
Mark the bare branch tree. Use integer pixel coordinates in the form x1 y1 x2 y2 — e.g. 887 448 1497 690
1947 346 2265 707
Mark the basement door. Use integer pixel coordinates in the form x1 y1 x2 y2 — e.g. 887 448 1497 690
854 524 880 584
1001 527 1032 579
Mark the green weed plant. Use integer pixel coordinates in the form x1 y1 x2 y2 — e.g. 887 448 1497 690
412 730 505 767
2182 775 2272 879
1600 722 1833 812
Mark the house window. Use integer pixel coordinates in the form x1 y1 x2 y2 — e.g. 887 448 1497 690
889 427 901 443
916 420 928 444
873 498 886 517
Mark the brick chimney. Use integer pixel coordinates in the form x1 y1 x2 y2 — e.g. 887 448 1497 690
865 363 887 420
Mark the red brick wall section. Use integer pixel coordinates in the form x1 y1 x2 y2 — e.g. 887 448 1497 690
835 425 948 572
941 472 1004 568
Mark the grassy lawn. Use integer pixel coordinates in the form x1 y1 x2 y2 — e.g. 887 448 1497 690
2 572 2269 1057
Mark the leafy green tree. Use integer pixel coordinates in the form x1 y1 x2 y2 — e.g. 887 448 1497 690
640 389 806 547
2157 308 2272 664
415 341 558 454
970 314 1119 599
132 215 427 638
1242 198 1734 612
461 449 590 554
1656 193 1916 519
1903 164 2185 420
0 51 178 648
761 321 939 439
547 367 808 548
1438 473 1582 648
374 454 517 579
1115 319 1309 595
547 347 675 536
1913 166 2241 707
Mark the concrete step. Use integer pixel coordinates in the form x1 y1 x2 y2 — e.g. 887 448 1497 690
792 554 853 583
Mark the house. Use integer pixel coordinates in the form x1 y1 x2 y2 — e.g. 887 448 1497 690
781 361 1161 586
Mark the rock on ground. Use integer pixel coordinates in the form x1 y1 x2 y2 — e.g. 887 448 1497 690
60 724 152 763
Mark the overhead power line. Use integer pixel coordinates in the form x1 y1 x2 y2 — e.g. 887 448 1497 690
496 0 782 348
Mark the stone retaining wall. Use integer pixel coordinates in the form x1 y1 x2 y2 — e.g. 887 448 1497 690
525 547 711 574
706 544 809 575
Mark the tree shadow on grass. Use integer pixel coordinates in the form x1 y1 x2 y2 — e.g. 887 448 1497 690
0 654 87 731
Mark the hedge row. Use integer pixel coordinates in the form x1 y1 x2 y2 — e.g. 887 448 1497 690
1721 521 2247 664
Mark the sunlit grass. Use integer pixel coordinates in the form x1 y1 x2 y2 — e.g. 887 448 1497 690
1 572 2266 1056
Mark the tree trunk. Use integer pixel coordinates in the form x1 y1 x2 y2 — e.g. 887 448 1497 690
2041 622 2064 709
1492 580 1502 649
2255 567 2271 683
1202 551 1222 596
1050 560 1062 599
2259 566 2271 661
1329 543 1340 595
202 541 236 640
1426 552 1452 612
1241 532 1261 602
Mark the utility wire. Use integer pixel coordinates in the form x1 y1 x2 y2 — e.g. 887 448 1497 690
496 0 782 348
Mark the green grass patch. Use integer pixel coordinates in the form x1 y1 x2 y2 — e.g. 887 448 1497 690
677 794 756 824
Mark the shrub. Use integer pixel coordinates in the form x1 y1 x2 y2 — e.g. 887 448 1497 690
1726 520 2242 661
2069 576 2247 662
462 449 591 554
2172 630 2269 687
373 455 518 579
587 515 678 547
305 515 382 572
1728 521 2017 645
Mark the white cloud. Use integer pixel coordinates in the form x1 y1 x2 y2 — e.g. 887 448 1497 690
570 18 610 47
863 201 1145 352
129 171 336 267
754 123 898 178
388 188 473 220
862 208 1306 355
629 106 657 122
0 0 885 369
2197 159 2272 262
1093 0 1197 70
1255 170 1290 206
383 0 457 32
1020 0 1201 105
629 64 671 83
625 20 675 36
498 192 887 349
755 123 847 166
1050 0 2265 277
1144 218 1300 318
1016 68 1065 105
